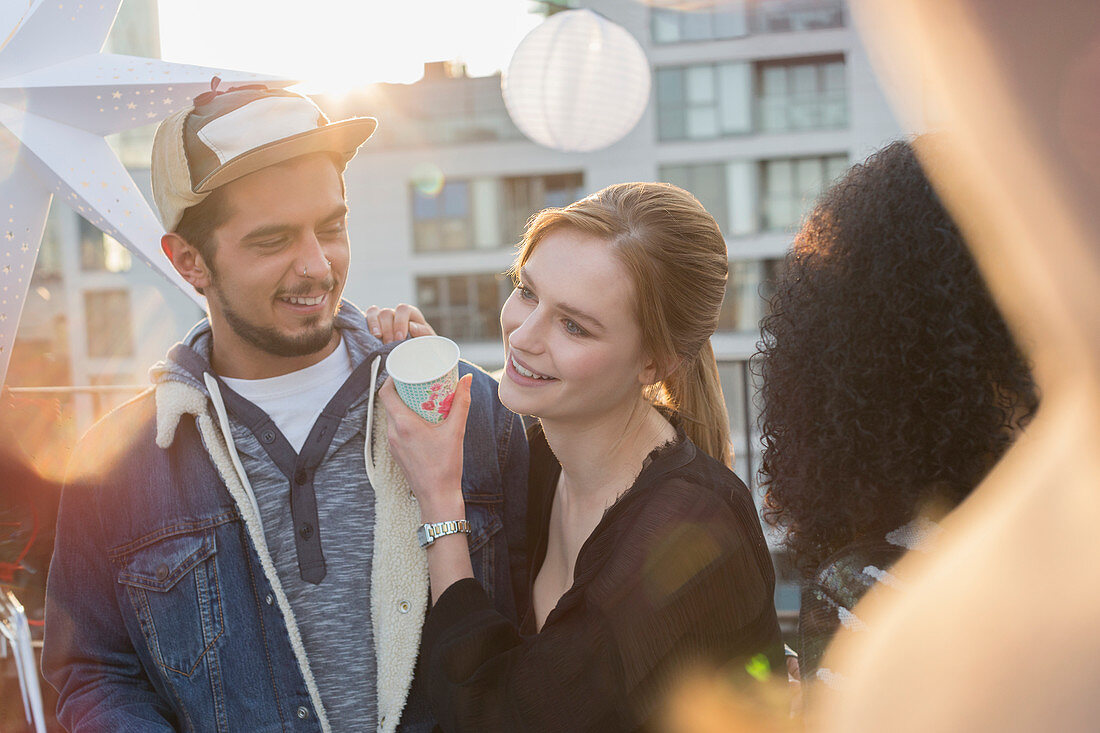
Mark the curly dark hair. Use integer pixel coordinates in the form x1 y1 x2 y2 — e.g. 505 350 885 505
755 139 1038 576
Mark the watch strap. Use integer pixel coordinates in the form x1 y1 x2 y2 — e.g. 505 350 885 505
417 519 470 548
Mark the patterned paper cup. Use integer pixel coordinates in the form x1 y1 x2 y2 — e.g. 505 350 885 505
386 336 461 424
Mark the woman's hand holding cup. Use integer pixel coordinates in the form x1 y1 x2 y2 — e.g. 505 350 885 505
379 336 471 522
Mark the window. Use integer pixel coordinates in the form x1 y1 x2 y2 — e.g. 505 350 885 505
416 273 514 341
359 76 525 149
412 181 473 252
717 258 786 332
760 154 848 230
658 56 843 140
412 173 584 253
33 208 66 282
656 62 752 141
84 289 133 358
718 359 760 490
756 55 847 132
651 3 748 44
652 0 843 44
660 163 730 235
661 154 844 235
752 0 845 33
500 173 584 243
79 216 132 272
422 86 523 146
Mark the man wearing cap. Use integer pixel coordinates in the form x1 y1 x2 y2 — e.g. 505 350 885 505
42 83 528 733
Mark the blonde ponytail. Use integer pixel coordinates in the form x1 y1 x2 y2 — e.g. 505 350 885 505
657 341 732 466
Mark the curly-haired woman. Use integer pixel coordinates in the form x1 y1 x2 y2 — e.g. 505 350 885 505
754 139 1038 691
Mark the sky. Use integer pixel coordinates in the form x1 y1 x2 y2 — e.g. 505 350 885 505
156 0 545 93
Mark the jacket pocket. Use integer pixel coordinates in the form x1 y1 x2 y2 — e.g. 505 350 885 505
462 488 504 593
112 526 224 677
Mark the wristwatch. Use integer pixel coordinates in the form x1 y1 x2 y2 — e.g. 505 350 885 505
416 519 470 548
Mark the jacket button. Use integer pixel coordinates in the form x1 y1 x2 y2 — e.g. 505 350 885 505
296 705 310 719
261 429 276 444
155 565 169 581
294 469 308 485
299 523 314 540
398 600 410 614
265 594 274 605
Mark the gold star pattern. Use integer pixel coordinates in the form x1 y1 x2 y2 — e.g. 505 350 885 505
126 101 136 109
111 90 121 99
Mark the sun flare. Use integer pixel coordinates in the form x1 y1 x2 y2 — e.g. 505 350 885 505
157 0 542 96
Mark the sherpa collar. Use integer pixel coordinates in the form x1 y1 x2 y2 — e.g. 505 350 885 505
149 300 384 448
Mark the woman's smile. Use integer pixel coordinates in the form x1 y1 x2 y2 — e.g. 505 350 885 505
505 352 558 385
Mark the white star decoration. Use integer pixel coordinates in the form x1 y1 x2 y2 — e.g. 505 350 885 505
0 0 293 382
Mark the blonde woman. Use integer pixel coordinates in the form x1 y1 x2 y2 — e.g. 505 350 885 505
378 183 782 732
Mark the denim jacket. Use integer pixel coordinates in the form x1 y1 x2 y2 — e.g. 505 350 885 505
43 305 528 732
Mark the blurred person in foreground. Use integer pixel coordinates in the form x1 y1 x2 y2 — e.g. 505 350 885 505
754 139 1037 698
814 0 1100 730
42 83 528 732
378 182 784 732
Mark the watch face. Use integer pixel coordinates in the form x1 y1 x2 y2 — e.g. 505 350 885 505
417 525 432 548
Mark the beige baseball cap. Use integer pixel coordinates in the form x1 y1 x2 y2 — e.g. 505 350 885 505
151 81 377 232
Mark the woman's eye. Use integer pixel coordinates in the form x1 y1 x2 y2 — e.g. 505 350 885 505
518 286 536 301
563 319 586 336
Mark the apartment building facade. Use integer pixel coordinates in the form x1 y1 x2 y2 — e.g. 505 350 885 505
329 0 900 487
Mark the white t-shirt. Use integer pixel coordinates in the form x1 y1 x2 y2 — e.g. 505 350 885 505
221 339 354 453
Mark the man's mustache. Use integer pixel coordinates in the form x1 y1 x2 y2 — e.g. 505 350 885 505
278 275 337 298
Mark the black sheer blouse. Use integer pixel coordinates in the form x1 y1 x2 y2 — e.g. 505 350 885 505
419 421 783 732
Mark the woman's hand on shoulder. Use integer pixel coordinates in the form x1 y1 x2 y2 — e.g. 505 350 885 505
378 373 471 521
364 303 436 343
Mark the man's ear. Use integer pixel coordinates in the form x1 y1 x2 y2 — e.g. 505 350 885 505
161 233 212 293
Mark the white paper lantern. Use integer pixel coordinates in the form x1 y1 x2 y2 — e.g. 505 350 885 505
502 9 651 153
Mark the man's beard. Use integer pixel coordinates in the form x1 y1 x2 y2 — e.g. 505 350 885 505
210 275 339 358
